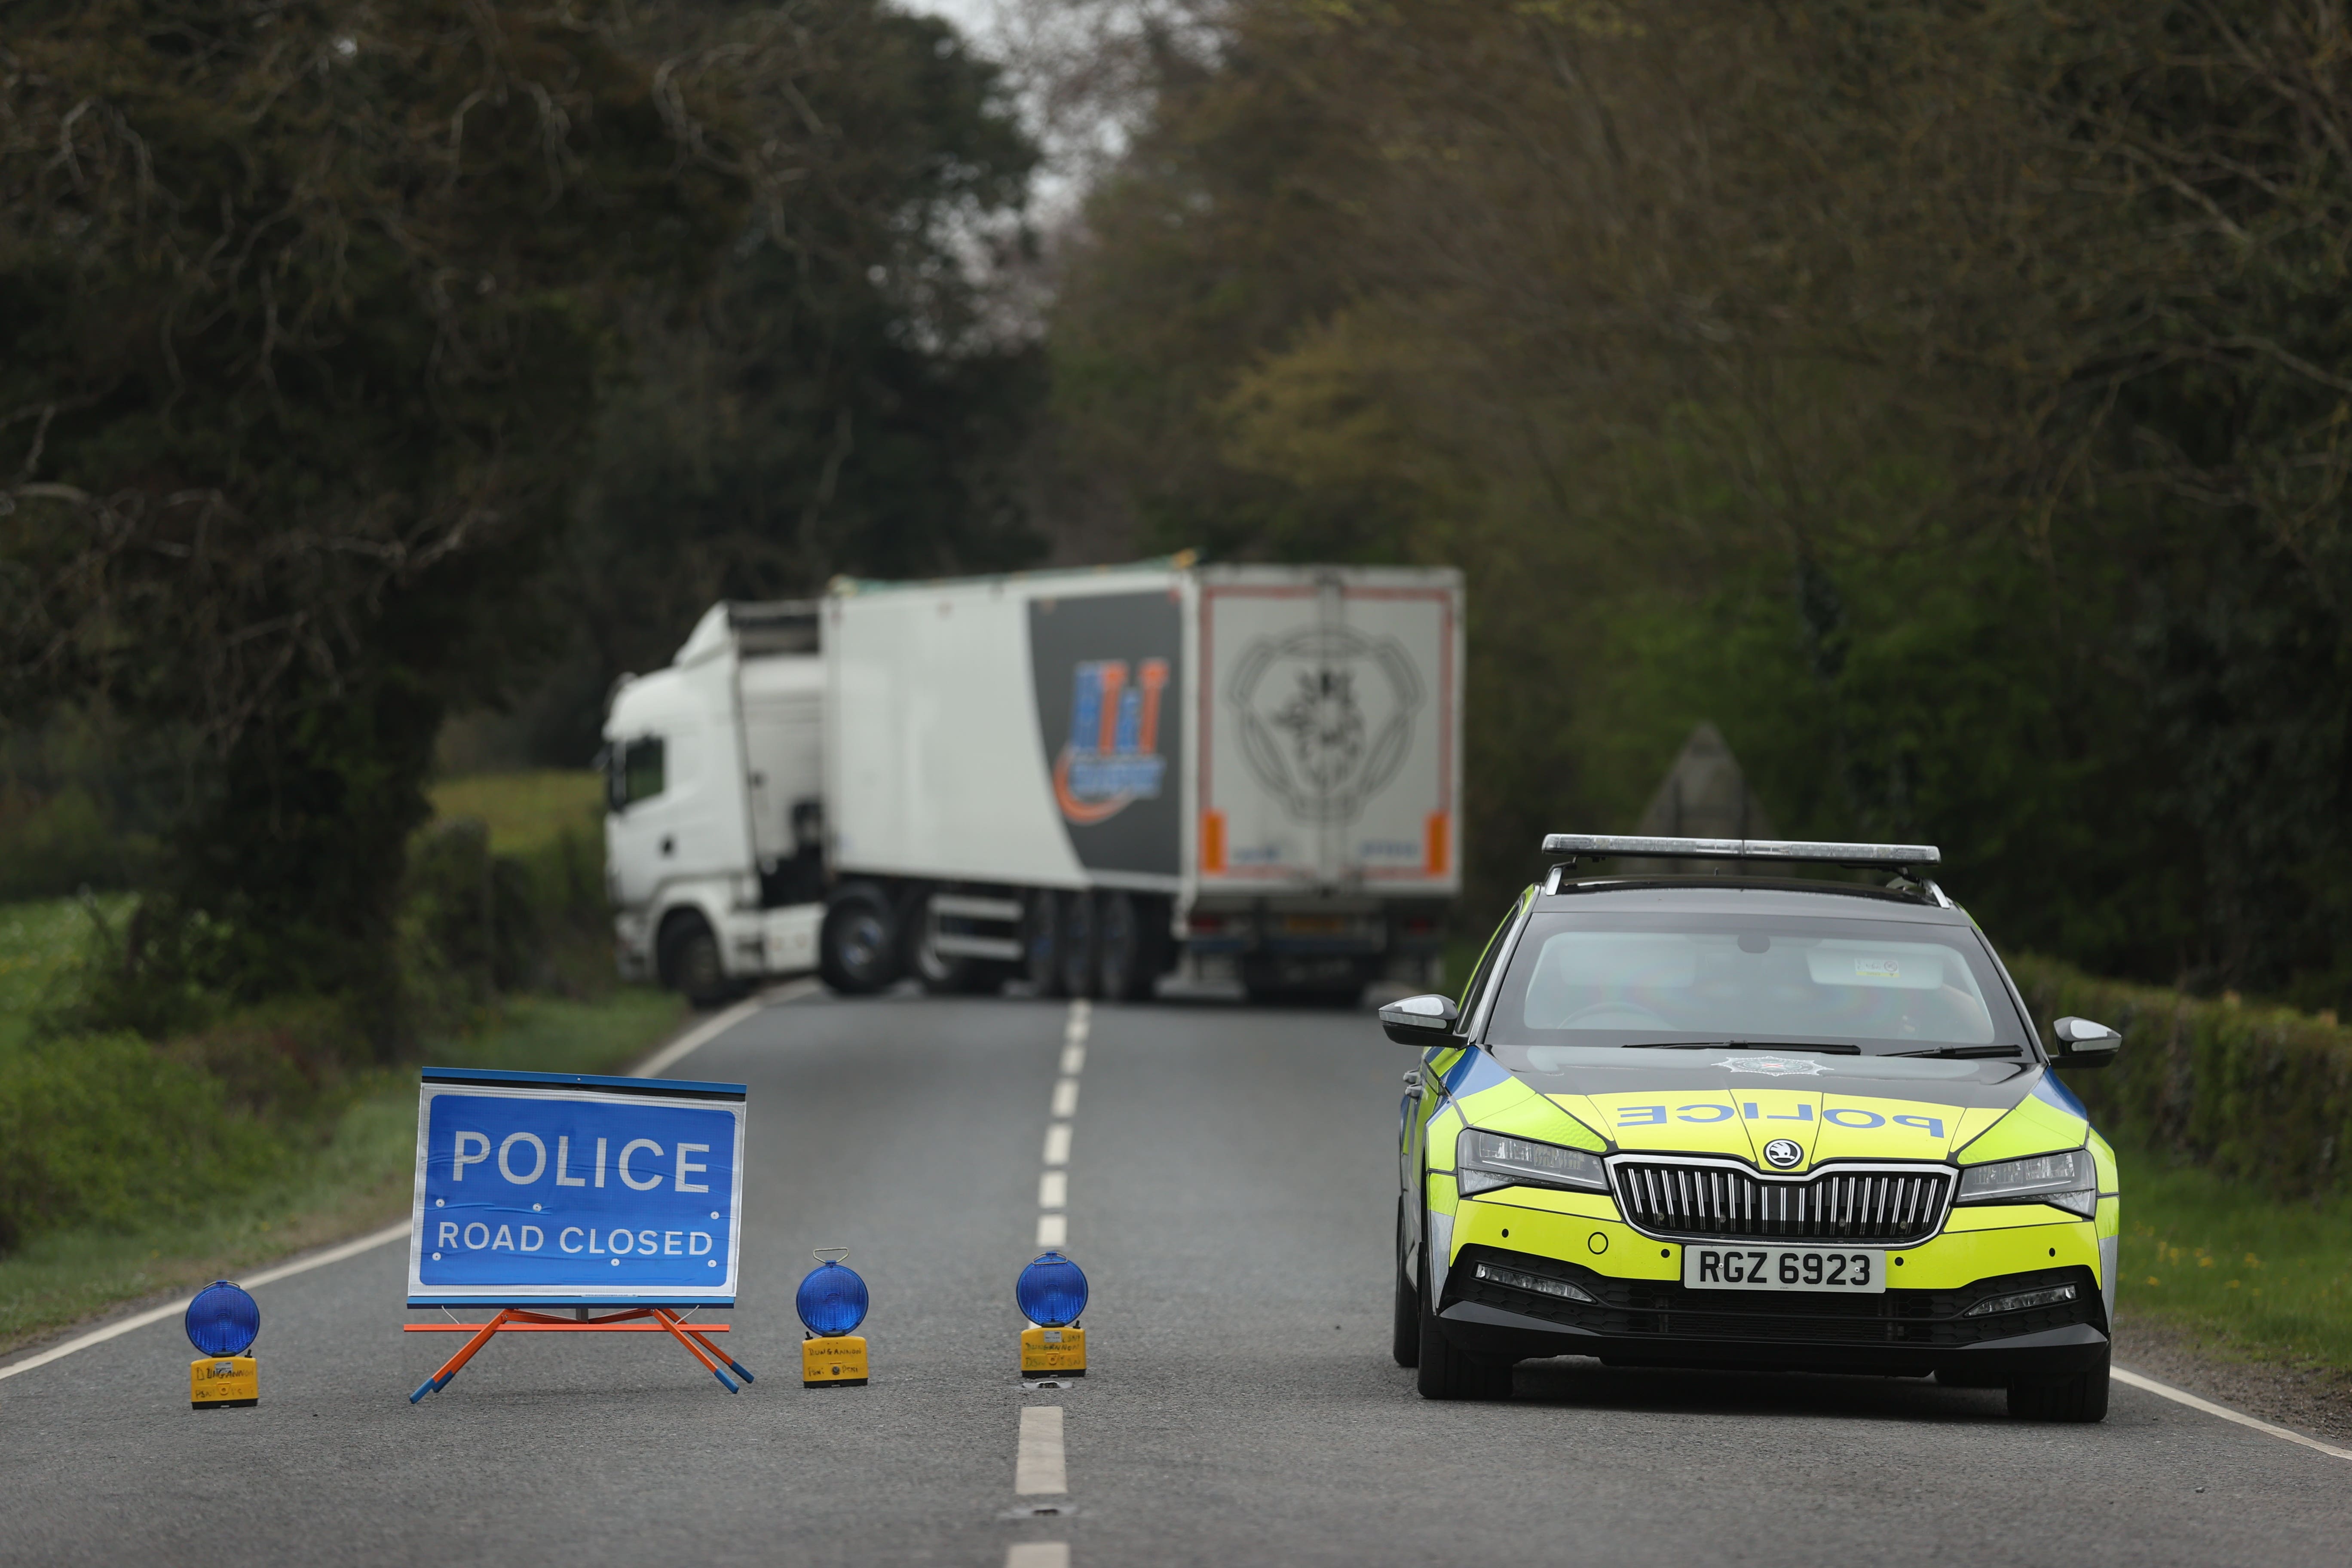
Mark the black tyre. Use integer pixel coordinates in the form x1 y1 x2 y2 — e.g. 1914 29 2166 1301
1096 891 1165 1002
1416 1236 1513 1400
660 913 735 1009
1023 889 1066 997
905 890 982 995
2007 1346 2111 1422
819 882 902 995
1392 1198 1420 1368
1057 890 1100 998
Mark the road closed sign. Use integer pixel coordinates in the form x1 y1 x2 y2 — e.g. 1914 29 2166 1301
407 1068 748 1308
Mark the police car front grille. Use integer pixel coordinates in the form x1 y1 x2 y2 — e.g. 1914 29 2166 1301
1610 1159 1951 1246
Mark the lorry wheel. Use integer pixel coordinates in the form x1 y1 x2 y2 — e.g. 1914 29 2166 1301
1023 890 1067 997
820 882 903 995
1095 891 1162 1002
661 913 735 1009
1057 890 1101 998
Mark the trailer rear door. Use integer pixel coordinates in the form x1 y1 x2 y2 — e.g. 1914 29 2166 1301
1195 569 1461 894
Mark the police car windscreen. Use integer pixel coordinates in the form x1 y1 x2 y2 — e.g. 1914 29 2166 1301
1482 914 2023 1055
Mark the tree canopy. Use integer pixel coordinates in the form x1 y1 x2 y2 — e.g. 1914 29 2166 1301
1049 0 2352 1004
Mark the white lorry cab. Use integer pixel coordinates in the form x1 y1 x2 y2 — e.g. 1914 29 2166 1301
602 558 1464 1004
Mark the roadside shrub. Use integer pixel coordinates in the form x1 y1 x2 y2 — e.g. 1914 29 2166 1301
2012 954 2352 1200
0 1032 294 1254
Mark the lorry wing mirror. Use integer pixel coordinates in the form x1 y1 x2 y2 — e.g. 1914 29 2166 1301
2049 1015 2122 1069
1380 993 1460 1045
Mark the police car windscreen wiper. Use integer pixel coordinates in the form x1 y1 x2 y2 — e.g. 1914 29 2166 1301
1889 1044 2023 1059
1620 1041 1862 1055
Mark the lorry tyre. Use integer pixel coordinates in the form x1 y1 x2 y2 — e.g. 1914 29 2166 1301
820 882 903 995
1095 891 1164 1002
1023 890 1067 997
660 912 735 1009
1057 890 1101 998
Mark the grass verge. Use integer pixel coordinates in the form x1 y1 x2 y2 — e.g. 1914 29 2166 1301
427 769 603 855
0 987 684 1357
2115 1142 2352 1373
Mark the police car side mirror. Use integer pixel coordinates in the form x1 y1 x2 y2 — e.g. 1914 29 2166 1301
2049 1015 2122 1069
1381 993 1460 1045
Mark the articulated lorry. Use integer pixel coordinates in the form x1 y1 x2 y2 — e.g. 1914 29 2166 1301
602 559 1463 1004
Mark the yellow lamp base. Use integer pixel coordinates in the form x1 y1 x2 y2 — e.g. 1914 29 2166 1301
1020 1324 1086 1376
190 1355 257 1409
802 1335 869 1387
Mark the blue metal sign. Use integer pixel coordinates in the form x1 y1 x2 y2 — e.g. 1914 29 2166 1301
407 1068 747 1307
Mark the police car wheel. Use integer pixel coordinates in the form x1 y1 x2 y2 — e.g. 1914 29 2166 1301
1416 1240 1513 1400
2006 1345 2110 1422
1391 1219 1420 1368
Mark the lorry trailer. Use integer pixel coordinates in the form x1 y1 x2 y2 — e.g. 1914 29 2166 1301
601 558 1464 1003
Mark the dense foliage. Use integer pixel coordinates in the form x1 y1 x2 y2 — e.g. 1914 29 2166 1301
0 0 1040 1026
1049 0 2352 1004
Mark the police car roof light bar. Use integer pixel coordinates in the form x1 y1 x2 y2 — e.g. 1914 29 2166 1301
1541 834 1941 871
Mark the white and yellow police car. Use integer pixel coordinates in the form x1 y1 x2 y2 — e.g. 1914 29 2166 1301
1387 835 2122 1420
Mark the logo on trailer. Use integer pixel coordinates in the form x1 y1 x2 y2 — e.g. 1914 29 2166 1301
1763 1139 1805 1169
1229 626 1423 824
1054 658 1170 824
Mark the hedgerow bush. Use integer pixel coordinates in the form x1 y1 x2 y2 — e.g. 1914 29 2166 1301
2012 954 2352 1200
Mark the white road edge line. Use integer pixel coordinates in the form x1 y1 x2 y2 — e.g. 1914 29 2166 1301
0 1221 413 1382
2 978 816 1383
2111 1365 2352 1462
1015 1405 1069 1494
1007 1544 1070 1568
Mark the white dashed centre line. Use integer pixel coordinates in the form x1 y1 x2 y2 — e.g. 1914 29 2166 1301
1016 1405 1069 1494
1010 999 1089 1565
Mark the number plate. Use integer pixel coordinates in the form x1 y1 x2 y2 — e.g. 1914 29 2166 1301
1682 1245 1886 1293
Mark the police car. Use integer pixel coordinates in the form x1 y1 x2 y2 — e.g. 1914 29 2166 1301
1385 835 2122 1420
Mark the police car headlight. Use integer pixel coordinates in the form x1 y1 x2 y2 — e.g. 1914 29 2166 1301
1455 1130 1607 1197
1956 1149 2097 1217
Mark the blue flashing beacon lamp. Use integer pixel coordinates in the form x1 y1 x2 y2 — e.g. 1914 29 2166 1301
796 1250 870 1388
1017 1252 1088 1378
185 1281 260 1409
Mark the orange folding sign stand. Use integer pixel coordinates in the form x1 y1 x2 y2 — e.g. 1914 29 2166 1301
406 1306 753 1401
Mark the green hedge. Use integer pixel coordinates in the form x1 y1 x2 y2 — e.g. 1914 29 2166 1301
0 1031 295 1253
2009 954 2352 1200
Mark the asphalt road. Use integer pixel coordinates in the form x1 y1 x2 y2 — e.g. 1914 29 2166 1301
3 992 2347 1567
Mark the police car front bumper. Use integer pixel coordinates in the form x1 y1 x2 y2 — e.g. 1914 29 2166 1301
1435 1243 2109 1380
